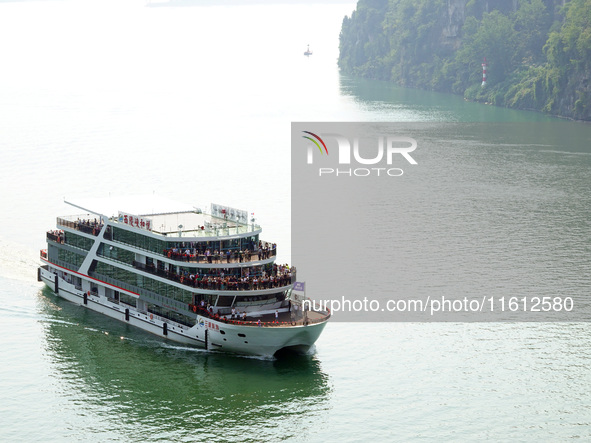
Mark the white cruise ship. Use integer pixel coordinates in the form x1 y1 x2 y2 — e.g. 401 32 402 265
38 196 330 357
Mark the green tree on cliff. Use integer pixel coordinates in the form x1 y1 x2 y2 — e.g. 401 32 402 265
338 0 591 120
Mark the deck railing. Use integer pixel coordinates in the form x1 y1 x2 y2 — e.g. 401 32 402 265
132 260 295 292
57 217 102 236
109 216 262 238
162 246 276 264
46 231 64 244
187 303 330 327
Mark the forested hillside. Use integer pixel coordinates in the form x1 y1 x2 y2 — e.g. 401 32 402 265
338 0 591 120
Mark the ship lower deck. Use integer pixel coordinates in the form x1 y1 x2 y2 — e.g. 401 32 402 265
38 264 329 357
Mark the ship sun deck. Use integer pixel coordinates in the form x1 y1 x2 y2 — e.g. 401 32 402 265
146 211 245 236
58 196 260 238
55 214 258 239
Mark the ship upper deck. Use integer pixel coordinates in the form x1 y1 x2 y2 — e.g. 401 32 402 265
146 211 244 236
62 195 261 238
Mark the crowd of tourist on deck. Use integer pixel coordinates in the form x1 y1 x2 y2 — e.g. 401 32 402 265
54 218 275 263
138 261 295 291
74 218 104 236
47 230 64 244
57 217 104 236
163 240 276 264
50 218 288 292
193 300 251 322
50 217 104 241
190 300 296 325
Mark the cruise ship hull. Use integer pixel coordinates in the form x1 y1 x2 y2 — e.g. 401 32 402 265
39 265 327 357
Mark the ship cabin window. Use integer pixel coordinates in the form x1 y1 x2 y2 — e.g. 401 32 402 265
194 294 217 306
216 296 233 307
222 239 239 250
64 231 94 251
119 293 136 307
112 226 166 254
238 333 246 338
147 303 195 327
56 248 86 270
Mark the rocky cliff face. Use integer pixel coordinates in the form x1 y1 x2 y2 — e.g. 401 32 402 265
339 0 591 121
442 0 466 48
557 69 591 121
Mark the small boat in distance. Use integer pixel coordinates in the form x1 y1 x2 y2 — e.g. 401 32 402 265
304 44 312 56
